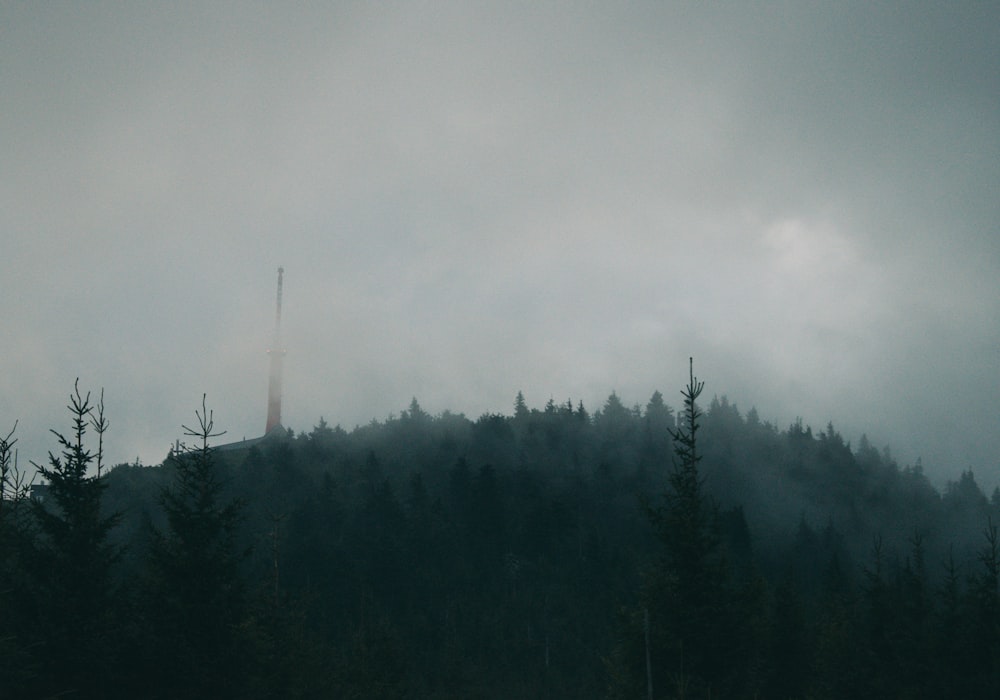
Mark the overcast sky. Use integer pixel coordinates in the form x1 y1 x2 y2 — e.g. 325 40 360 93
2 3 998 489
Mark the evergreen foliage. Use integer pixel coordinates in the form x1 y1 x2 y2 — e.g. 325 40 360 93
142 395 249 698
28 381 122 698
0 421 36 695
3 372 1000 697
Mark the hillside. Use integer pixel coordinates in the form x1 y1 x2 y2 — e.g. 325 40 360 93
4 374 1000 698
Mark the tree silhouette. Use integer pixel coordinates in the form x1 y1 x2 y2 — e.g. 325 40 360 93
30 380 121 697
0 421 38 695
638 359 760 697
144 395 248 698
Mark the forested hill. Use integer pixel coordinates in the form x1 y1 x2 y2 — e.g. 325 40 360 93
4 380 1000 698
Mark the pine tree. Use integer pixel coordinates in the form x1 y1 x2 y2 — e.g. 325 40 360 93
0 421 37 695
646 358 728 695
964 518 1000 696
659 360 713 586
514 391 529 420
609 360 756 698
30 381 122 697
144 395 249 698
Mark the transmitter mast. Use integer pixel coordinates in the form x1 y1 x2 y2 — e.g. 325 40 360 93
265 267 285 434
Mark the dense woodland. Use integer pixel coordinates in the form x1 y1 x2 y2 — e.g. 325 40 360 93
2 367 1000 698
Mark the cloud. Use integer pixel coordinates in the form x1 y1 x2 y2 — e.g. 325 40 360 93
2 3 998 488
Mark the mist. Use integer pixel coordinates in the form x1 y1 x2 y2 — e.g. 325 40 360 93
2 3 998 488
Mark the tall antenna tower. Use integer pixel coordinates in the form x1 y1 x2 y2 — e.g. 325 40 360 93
265 267 286 434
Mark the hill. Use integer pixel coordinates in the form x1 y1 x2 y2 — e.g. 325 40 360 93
4 372 1000 697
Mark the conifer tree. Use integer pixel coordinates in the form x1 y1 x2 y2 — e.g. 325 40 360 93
30 381 121 697
651 359 719 692
514 391 529 420
607 360 752 698
964 518 1000 696
642 359 757 697
659 359 713 582
0 421 29 507
0 421 37 695
145 395 248 698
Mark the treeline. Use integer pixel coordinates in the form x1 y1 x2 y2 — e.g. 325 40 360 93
2 371 999 698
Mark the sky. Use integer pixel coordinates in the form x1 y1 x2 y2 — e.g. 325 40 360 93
2 3 998 490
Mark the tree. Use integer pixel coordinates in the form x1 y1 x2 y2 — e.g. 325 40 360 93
647 358 727 694
963 518 1000 697
656 359 715 606
0 421 30 507
0 421 37 695
608 360 757 698
514 391 529 421
144 395 249 698
29 380 122 697
643 391 674 454
404 397 429 424
596 392 631 439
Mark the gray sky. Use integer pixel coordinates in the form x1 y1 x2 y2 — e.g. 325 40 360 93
2 3 998 489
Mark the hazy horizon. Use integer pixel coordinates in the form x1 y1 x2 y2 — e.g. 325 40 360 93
2 3 998 489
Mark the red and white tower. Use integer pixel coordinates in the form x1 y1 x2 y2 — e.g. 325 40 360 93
265 267 286 434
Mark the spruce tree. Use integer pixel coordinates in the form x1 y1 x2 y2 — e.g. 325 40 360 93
145 395 248 698
0 421 37 695
641 359 751 697
30 381 121 697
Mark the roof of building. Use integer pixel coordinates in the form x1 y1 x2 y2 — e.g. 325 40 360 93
212 424 287 453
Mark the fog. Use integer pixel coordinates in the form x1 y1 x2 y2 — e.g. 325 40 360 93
2 3 997 487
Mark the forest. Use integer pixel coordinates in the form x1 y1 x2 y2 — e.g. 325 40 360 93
2 365 1000 699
